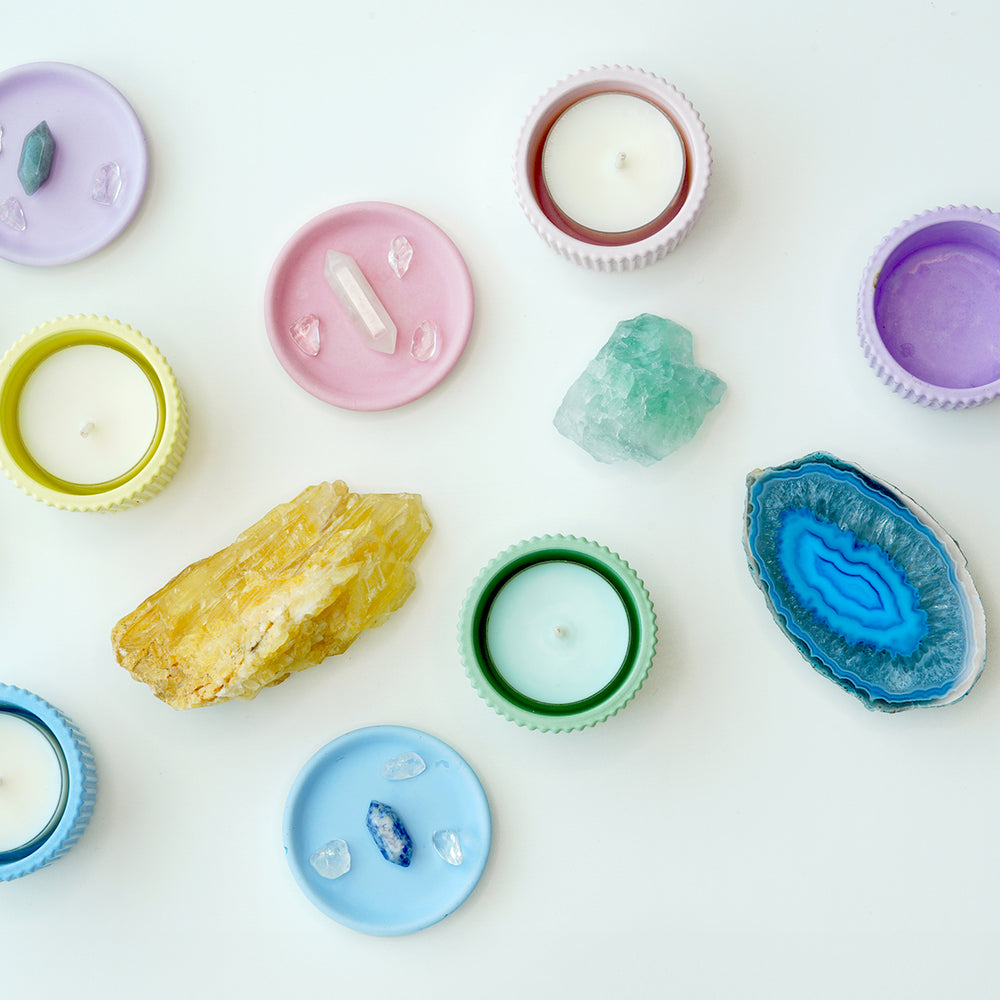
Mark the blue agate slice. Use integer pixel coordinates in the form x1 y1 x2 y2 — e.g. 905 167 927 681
743 453 985 711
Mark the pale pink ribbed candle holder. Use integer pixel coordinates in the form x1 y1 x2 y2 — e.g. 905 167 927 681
514 66 711 271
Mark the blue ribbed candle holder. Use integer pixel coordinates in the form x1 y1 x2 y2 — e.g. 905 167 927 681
0 684 97 881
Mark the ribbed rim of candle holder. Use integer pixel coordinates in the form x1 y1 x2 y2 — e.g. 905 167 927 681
458 535 658 732
0 315 187 510
858 205 1000 409
0 684 97 882
513 65 711 271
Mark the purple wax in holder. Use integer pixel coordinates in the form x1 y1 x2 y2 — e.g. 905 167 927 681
858 206 1000 408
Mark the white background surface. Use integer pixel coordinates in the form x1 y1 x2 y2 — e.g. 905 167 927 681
3 1 1000 996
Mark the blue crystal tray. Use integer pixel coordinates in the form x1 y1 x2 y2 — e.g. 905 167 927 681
283 725 491 935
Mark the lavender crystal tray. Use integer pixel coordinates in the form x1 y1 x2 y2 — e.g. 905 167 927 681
282 725 491 935
0 62 148 266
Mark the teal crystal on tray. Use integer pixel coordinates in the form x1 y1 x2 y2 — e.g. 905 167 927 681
17 121 55 196
743 452 986 711
553 314 725 465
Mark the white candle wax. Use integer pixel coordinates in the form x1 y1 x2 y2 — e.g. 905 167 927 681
18 345 159 484
541 92 686 234
485 561 631 704
0 713 65 855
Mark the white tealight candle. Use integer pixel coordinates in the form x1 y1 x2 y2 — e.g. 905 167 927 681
0 713 65 856
17 344 160 485
485 561 631 704
541 92 686 235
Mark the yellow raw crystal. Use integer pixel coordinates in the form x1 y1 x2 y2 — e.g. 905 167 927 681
112 481 431 709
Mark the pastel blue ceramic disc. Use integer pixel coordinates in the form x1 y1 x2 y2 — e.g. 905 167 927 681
283 725 491 935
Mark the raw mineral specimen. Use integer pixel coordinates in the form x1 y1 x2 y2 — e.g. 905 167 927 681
0 197 25 232
91 161 122 206
743 452 986 711
410 320 438 362
310 838 351 879
366 801 413 866
388 235 413 278
553 314 725 465
381 751 425 780
17 121 55 195
289 313 321 356
112 481 431 709
433 829 463 866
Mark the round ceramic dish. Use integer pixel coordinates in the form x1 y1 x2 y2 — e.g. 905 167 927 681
858 205 1000 408
0 316 187 511
0 684 97 882
458 535 657 732
514 66 711 271
264 202 474 410
283 725 491 936
0 62 148 266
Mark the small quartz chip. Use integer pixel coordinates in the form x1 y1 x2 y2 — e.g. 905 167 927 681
1 196 26 232
289 313 321 356
432 829 463 866
91 161 123 206
324 249 397 353
17 121 55 196
366 801 413 867
310 838 351 879
410 321 439 362
388 235 413 278
0 124 4 154
381 751 425 780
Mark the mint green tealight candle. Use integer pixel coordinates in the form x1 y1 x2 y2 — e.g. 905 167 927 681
458 536 657 732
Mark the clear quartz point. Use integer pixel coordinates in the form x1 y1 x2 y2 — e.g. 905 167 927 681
309 838 351 879
324 250 397 353
388 235 413 278
381 751 425 780
289 314 321 356
410 321 439 362
0 124 4 154
1 196 25 232
433 829 463 866
91 161 122 206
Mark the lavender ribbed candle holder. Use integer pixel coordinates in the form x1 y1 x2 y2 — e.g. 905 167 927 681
858 206 1000 408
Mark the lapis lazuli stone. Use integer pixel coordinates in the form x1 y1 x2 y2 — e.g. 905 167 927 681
17 121 55 196
366 801 413 867
744 452 986 711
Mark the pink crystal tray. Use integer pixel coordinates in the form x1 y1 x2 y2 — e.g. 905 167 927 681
0 62 148 266
264 203 475 410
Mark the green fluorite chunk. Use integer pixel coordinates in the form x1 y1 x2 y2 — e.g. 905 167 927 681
554 314 726 465
17 121 55 196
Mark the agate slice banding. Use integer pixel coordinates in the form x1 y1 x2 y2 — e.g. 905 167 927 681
743 453 985 711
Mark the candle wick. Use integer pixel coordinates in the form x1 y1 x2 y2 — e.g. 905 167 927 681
615 152 627 169
80 421 96 438
554 625 569 639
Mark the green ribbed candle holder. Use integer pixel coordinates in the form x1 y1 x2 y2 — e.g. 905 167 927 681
458 535 657 732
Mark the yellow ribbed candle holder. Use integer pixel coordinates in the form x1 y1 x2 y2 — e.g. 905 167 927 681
0 316 187 511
